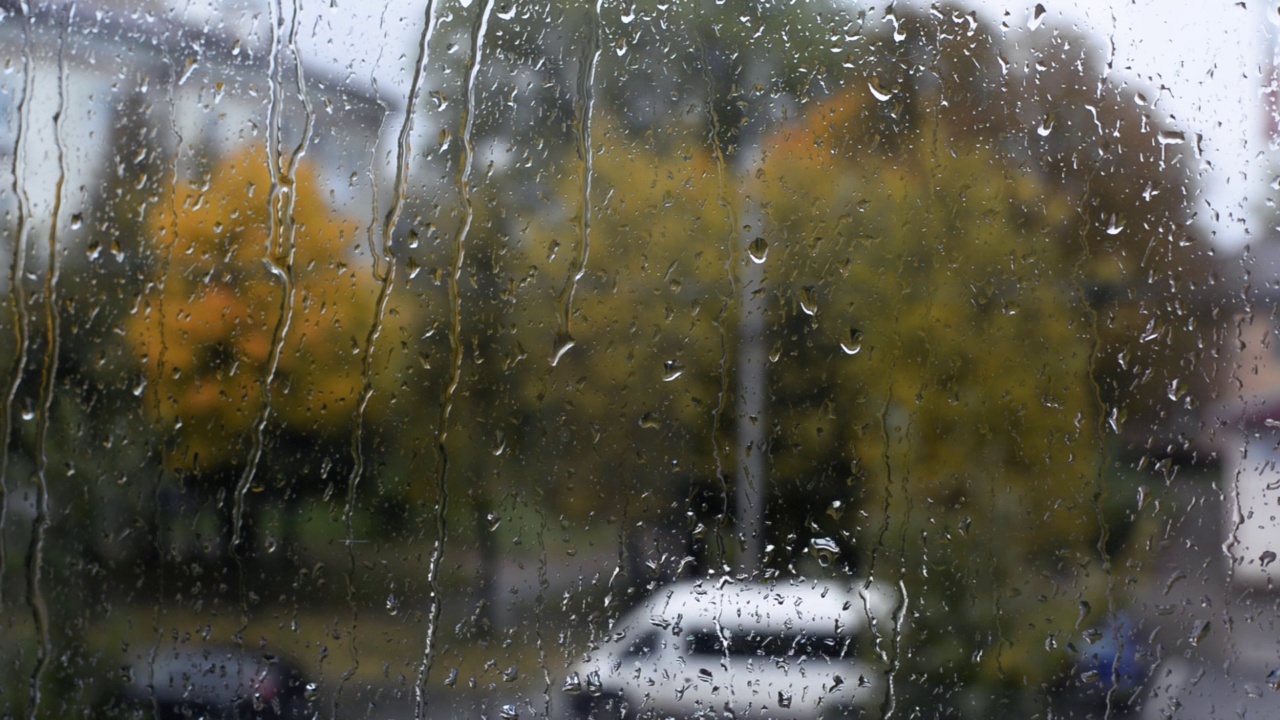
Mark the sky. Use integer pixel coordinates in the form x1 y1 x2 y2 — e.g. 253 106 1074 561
1042 0 1274 249
271 0 1274 250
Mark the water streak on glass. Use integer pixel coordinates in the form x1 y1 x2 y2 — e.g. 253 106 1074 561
145 42 189 720
0 0 36 612
230 0 315 555
1073 178 1119 720
696 33 735 573
552 0 603 368
24 6 69 716
417 1 497 717
345 0 438 703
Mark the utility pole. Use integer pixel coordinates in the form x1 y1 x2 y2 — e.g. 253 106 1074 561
735 143 767 577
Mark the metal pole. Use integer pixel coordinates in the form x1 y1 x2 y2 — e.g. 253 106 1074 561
735 146 766 576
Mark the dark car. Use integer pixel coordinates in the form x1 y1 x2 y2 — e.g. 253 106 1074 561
115 644 317 719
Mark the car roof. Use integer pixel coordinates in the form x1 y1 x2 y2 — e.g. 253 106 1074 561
624 579 894 636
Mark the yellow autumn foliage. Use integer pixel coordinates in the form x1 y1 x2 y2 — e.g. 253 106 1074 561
127 147 404 473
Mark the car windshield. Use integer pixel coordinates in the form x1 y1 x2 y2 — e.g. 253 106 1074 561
0 1 1273 719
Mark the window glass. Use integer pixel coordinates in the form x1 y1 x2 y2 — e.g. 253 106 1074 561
0 1 1269 719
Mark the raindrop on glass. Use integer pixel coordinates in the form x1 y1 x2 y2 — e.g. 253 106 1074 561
867 79 893 102
1188 619 1211 647
800 286 818 316
840 328 864 356
663 360 685 382
1105 213 1126 235
1028 3 1047 30
809 537 840 567
586 670 604 696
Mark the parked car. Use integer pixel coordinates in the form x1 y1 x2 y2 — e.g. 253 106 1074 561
114 644 317 719
560 578 897 720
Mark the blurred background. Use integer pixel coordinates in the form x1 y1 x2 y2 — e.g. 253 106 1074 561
1 0 1279 717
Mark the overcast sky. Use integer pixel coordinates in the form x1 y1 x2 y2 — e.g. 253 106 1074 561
218 0 1275 249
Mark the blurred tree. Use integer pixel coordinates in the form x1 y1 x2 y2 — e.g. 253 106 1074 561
422 1 1220 715
123 146 412 560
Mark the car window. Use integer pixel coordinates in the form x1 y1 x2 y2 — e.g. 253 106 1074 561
0 1 1268 719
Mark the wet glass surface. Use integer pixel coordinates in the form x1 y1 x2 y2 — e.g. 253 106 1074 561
0 1 1277 719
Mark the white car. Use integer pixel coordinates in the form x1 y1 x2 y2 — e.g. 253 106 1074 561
561 578 897 720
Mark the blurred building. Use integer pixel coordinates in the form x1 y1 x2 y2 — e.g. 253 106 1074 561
1219 292 1280 586
0 0 389 255
1219 3 1280 587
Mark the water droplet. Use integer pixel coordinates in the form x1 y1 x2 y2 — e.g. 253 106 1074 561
487 513 502 531
1167 378 1186 402
86 240 101 261
1037 114 1054 137
638 412 661 429
663 360 685 382
621 2 636 23
499 704 519 720
19 399 35 421
840 328 864 356
504 666 519 682
495 1 516 20
1261 550 1277 567
809 537 840 567
747 237 769 264
1028 3 1047 30
585 670 604 696
867 79 893 102
563 672 582 694
264 534 278 554
551 333 576 366
1267 667 1280 690
1105 213 1126 235
1080 669 1101 684
446 668 459 687
799 286 818 316
1158 130 1186 146
386 593 400 615
1076 601 1091 628
304 683 319 702
69 213 83 230
777 691 792 709
1188 619 1211 647
826 500 845 520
